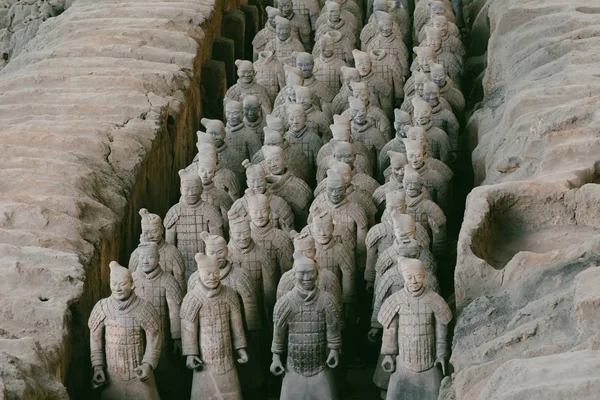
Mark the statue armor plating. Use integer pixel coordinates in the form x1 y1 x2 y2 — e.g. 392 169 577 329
224 99 263 161
254 50 286 103
315 1 357 48
312 30 354 66
312 33 347 92
225 60 272 116
200 118 246 189
294 85 331 141
353 49 394 119
265 16 305 67
285 102 324 169
332 66 360 116
366 12 409 81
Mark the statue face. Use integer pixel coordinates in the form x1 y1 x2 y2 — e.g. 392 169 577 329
431 70 445 87
354 88 369 104
206 245 228 267
199 265 220 289
326 182 346 204
276 24 291 41
407 148 425 169
244 103 261 122
278 0 293 17
328 9 340 22
415 109 431 126
225 106 243 125
415 81 425 97
207 127 225 147
431 4 443 15
138 247 159 273
141 225 162 243
423 88 439 107
289 111 306 131
427 36 442 51
404 178 422 197
433 19 448 36
322 40 334 57
355 58 371 76
334 150 354 167
391 165 405 182
378 19 392 37
110 275 133 301
237 66 254 84
296 59 314 79
247 175 267 193
295 262 317 291
249 203 270 227
296 92 311 109
181 182 202 205
418 54 433 71
231 225 253 248
403 267 425 293
198 164 216 185
352 105 367 124
265 153 285 174
312 219 334 244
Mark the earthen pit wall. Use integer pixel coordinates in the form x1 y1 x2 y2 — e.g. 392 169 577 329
0 0 243 397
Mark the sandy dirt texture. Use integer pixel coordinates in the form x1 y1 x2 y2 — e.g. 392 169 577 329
0 0 240 398
449 1 600 399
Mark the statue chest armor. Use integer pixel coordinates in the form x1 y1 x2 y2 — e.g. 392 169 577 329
135 282 170 343
288 134 316 163
316 247 341 280
256 69 279 99
375 229 395 255
226 131 250 157
201 188 224 209
253 233 279 265
198 298 235 374
104 315 145 381
158 246 176 276
406 205 430 232
174 208 209 271
287 298 329 377
397 296 436 372
314 64 341 90
230 249 267 296
329 206 357 243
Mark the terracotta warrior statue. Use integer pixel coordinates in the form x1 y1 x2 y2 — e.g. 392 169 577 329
315 1 357 48
361 0 403 51
247 189 294 274
312 32 347 93
293 51 335 118
430 61 464 115
320 0 361 26
400 70 430 115
415 0 457 39
132 242 183 398
312 30 353 66
224 99 263 160
348 95 388 158
285 102 324 169
181 253 248 400
276 0 313 50
129 208 186 293
412 99 455 164
231 160 295 232
165 169 224 280
89 262 161 399
345 80 391 141
373 151 407 212
201 118 246 187
405 124 454 178
265 16 305 67
405 46 436 97
262 144 313 227
366 12 409 80
271 251 342 399
369 48 406 107
422 81 460 154
403 166 447 258
294 85 331 141
419 14 464 56
254 50 286 103
378 256 452 400
315 0 359 38
421 26 463 89
332 66 360 116
378 110 411 175
353 49 393 119
225 60 272 115
273 65 323 125
242 94 268 143
253 7 283 60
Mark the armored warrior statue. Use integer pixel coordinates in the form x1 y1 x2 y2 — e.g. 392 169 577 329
165 169 224 280
88 262 161 399
312 30 354 66
276 0 313 50
253 7 283 60
129 208 186 293
405 124 453 178
195 147 233 234
422 81 460 154
401 70 443 116
231 160 295 232
367 0 410 45
315 1 357 48
181 253 248 400
378 257 452 400
293 51 335 118
405 46 436 97
313 33 347 92
225 60 272 116
418 14 464 55
200 118 246 187
242 94 268 143
247 190 294 274
430 61 464 115
285 103 324 169
412 99 456 164
361 0 403 52
224 99 263 160
369 49 406 107
353 49 393 119
265 16 305 66
254 50 286 102
271 252 342 400
378 110 412 174
294 85 331 141
227 211 278 320
373 152 408 211
332 66 361 116
132 242 183 398
274 65 323 117
344 81 391 141
403 167 447 258
262 144 313 228
348 95 388 158
366 12 409 80
421 26 463 89
321 0 361 26
414 0 457 39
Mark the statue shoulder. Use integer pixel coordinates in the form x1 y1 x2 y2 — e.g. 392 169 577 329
378 290 406 328
164 203 182 229
426 290 452 325
139 299 161 334
181 291 204 321
88 299 108 331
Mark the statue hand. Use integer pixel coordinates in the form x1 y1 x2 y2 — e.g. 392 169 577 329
435 356 447 376
365 281 374 293
91 367 107 388
172 339 182 356
270 354 285 376
367 328 381 343
326 349 340 369
134 363 152 382
186 355 203 370
237 348 249 364
382 355 395 373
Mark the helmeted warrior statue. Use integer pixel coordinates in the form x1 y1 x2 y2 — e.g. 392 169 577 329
132 242 184 399
285 102 324 169
271 251 342 399
181 253 249 400
361 0 404 51
378 257 452 400
366 12 409 80
405 46 436 97
378 110 412 175
412 98 456 164
344 80 391 141
200 118 246 187
313 33 347 92
253 7 283 60
332 66 361 116
315 1 357 48
404 124 453 177
242 94 268 143
247 189 294 274
225 59 272 116
276 0 313 50
414 0 457 40
421 26 463 89
231 160 295 232
165 169 224 280
293 51 335 118
348 95 387 158
129 208 186 293
254 50 286 102
373 152 407 211
294 85 331 141
224 99 263 160
312 30 354 66
417 7 461 44
369 48 406 106
430 61 464 115
88 262 161 399
265 16 305 66
262 144 313 228
353 49 393 119
422 81 460 154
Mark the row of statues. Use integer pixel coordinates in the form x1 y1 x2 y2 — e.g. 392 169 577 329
88 0 467 398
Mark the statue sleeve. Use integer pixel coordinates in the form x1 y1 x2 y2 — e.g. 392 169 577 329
380 314 399 355
180 292 202 356
88 301 106 369
263 257 278 315
247 133 263 161
339 247 357 304
171 249 187 294
324 294 342 350
227 289 247 350
237 270 262 331
364 227 380 282
278 234 294 274
140 302 162 369
165 277 183 340
271 296 292 354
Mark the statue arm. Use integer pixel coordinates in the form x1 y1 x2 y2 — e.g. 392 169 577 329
89 319 105 370
229 293 248 350
340 250 357 304
430 215 447 259
325 296 343 350
239 278 262 331
141 305 162 369
380 314 399 355
165 227 176 246
271 297 291 355
180 294 201 356
263 260 278 317
365 242 378 282
356 224 368 256
172 251 187 294
436 321 449 360
166 289 182 340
